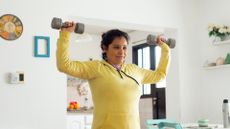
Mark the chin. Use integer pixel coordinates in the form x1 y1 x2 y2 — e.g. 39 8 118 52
119 60 125 64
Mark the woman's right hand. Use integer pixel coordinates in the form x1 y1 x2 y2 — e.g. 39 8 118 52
61 21 76 33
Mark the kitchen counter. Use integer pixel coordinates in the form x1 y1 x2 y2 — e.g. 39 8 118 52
67 107 93 114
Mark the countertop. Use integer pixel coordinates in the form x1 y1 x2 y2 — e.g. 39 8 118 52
67 107 93 114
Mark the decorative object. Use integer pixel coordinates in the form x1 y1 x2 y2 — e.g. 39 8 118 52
77 83 89 96
67 75 89 96
225 53 230 64
208 23 230 42
82 97 89 110
67 101 80 111
34 36 50 57
67 75 88 87
216 57 225 65
203 60 216 67
0 14 23 40
197 119 209 127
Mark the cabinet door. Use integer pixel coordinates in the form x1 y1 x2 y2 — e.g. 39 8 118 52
85 125 92 129
85 115 93 129
67 115 84 129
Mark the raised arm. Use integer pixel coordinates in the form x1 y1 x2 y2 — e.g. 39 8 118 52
140 43 170 84
56 23 98 80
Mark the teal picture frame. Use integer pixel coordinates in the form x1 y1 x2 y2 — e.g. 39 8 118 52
34 36 50 58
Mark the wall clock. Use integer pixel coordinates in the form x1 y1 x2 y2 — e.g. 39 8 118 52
0 14 23 40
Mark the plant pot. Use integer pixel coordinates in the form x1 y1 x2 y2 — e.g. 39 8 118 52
213 36 222 42
212 36 228 43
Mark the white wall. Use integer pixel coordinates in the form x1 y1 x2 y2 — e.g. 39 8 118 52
176 0 204 123
173 0 230 124
0 1 67 129
199 0 230 124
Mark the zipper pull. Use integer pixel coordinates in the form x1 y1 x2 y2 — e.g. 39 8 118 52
117 69 123 79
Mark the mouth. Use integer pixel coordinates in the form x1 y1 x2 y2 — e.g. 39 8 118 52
116 56 125 59
116 56 125 60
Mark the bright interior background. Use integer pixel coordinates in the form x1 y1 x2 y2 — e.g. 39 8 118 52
1 0 230 129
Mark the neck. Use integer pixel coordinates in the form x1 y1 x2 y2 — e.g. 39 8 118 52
106 61 122 70
112 64 121 70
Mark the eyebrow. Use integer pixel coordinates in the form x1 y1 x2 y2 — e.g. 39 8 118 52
112 44 127 47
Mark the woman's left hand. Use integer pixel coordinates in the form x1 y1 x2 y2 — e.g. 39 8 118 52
156 35 166 46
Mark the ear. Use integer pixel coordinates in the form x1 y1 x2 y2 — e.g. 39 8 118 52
102 45 108 52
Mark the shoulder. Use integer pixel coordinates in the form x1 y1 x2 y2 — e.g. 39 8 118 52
84 60 109 68
125 63 140 70
83 60 102 65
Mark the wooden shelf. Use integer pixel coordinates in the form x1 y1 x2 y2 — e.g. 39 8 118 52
213 39 230 46
203 64 230 70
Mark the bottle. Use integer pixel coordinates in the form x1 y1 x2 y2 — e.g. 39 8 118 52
83 96 89 110
223 99 230 128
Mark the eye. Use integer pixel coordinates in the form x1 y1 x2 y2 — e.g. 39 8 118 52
113 46 120 49
123 46 127 50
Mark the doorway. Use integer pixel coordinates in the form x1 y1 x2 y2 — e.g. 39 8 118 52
132 43 166 121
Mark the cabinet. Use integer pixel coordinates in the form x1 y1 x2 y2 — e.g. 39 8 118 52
67 113 93 129
203 39 230 69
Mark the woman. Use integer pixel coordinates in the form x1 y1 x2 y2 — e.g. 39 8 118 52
56 22 170 129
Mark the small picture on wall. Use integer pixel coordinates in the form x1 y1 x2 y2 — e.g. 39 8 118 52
34 36 50 58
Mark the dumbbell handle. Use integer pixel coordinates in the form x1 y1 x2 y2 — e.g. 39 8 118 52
51 17 84 34
61 22 84 34
146 34 176 48
61 22 73 28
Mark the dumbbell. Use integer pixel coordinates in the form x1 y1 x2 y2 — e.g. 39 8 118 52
146 34 176 48
51 17 84 34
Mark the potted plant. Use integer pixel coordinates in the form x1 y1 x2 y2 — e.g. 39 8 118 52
208 23 230 42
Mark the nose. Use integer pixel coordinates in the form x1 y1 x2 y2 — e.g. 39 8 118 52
118 48 125 55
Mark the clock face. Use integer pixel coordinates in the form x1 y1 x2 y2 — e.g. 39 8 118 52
0 14 23 40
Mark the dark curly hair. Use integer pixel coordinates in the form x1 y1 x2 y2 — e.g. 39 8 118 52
100 29 130 60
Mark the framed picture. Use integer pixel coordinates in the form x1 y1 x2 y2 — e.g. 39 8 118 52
34 36 50 58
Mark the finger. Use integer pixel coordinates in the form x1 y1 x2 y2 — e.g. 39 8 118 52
63 21 74 28
68 22 73 27
156 34 163 42
160 37 166 42
70 21 74 27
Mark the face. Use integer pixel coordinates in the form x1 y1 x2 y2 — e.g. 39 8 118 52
104 36 128 66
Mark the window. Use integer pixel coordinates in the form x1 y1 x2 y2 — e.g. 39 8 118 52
133 43 166 97
133 42 167 118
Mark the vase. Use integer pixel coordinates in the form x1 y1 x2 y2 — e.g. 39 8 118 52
213 36 227 43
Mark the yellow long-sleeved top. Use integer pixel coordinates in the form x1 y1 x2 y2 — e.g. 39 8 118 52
56 31 170 129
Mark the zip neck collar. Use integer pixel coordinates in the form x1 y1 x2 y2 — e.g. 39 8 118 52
101 60 125 71
101 60 139 86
